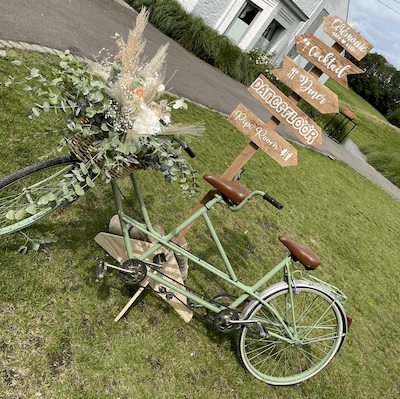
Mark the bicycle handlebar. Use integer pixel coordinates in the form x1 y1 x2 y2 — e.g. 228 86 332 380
263 193 283 210
173 137 196 158
223 191 283 212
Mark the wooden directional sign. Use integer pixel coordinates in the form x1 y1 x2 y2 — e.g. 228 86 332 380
248 74 322 145
228 104 297 166
295 34 364 89
324 16 373 61
271 55 339 114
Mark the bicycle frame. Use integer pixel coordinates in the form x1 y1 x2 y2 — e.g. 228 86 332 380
110 171 300 342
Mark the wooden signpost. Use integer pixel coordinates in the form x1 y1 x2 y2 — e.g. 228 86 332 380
271 55 339 114
228 104 298 166
323 16 373 61
248 74 323 145
295 33 364 89
172 16 373 244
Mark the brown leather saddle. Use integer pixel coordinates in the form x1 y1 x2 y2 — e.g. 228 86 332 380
204 174 250 203
279 235 321 269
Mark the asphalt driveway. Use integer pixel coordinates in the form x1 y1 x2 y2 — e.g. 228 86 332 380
1 0 400 200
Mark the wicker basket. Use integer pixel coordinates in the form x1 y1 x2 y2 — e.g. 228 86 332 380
70 133 143 180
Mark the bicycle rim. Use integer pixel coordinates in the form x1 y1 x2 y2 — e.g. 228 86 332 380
0 157 79 236
237 283 344 385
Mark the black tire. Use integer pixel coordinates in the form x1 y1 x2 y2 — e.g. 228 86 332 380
0 156 80 236
237 281 345 385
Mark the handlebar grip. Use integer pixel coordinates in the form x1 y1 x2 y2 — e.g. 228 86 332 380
173 136 196 158
183 144 196 158
263 193 283 210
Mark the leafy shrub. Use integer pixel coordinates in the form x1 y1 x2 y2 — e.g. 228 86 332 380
387 108 400 128
360 143 400 187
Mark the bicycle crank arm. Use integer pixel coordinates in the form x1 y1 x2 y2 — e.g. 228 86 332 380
229 320 270 338
106 259 164 275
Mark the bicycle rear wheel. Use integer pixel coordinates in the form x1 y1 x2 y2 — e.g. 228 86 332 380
237 281 345 385
0 156 80 236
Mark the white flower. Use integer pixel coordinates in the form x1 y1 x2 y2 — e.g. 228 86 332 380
172 99 188 109
161 113 171 124
157 84 165 92
131 105 162 137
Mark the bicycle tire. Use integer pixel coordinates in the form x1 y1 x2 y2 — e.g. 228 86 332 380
237 281 346 385
0 156 80 236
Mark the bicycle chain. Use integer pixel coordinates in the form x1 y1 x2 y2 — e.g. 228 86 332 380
144 260 227 323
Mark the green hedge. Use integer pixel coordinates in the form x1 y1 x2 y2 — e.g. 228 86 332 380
125 0 277 86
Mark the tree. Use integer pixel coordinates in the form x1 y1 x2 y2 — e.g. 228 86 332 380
345 52 400 117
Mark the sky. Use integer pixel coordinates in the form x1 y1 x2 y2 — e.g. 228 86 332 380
347 0 400 70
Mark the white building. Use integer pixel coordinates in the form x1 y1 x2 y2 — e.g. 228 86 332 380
175 0 350 69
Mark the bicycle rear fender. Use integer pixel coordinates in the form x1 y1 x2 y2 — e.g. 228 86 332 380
240 280 349 352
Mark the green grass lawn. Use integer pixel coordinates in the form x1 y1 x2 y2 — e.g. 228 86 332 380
1 50 400 399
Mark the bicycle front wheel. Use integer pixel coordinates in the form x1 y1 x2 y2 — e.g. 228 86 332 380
0 156 80 236
237 281 345 385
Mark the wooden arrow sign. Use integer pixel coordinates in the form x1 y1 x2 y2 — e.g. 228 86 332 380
248 74 322 145
271 55 339 114
228 104 297 166
324 16 373 61
295 34 364 89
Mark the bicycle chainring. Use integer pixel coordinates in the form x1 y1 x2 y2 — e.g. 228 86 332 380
206 293 238 321
119 259 147 286
213 308 240 333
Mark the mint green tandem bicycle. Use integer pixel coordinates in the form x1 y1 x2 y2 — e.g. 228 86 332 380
95 171 350 386
0 147 350 386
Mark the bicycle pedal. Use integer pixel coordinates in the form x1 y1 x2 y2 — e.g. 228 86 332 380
188 299 204 308
153 253 166 266
255 321 270 338
94 261 108 283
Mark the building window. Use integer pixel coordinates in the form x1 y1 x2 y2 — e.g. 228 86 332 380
225 2 261 43
257 19 285 50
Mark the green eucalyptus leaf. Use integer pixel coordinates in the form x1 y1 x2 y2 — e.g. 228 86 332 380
7 50 18 59
38 195 49 205
72 168 85 182
47 192 56 202
73 184 85 196
6 210 15 221
25 204 37 215
80 162 88 175
86 176 95 188
48 86 61 96
13 75 25 84
31 107 40 117
42 102 50 113
32 243 40 251
15 209 26 221
86 107 97 118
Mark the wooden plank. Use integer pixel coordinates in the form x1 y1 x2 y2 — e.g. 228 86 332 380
271 55 339 114
248 74 323 145
324 16 373 61
94 233 193 323
295 34 364 89
228 104 297 166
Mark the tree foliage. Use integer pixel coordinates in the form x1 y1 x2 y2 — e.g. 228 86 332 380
345 52 400 118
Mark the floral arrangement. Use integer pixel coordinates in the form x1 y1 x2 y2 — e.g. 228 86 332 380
1 7 203 208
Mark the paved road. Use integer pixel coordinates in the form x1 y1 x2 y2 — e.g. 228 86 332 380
1 0 400 201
